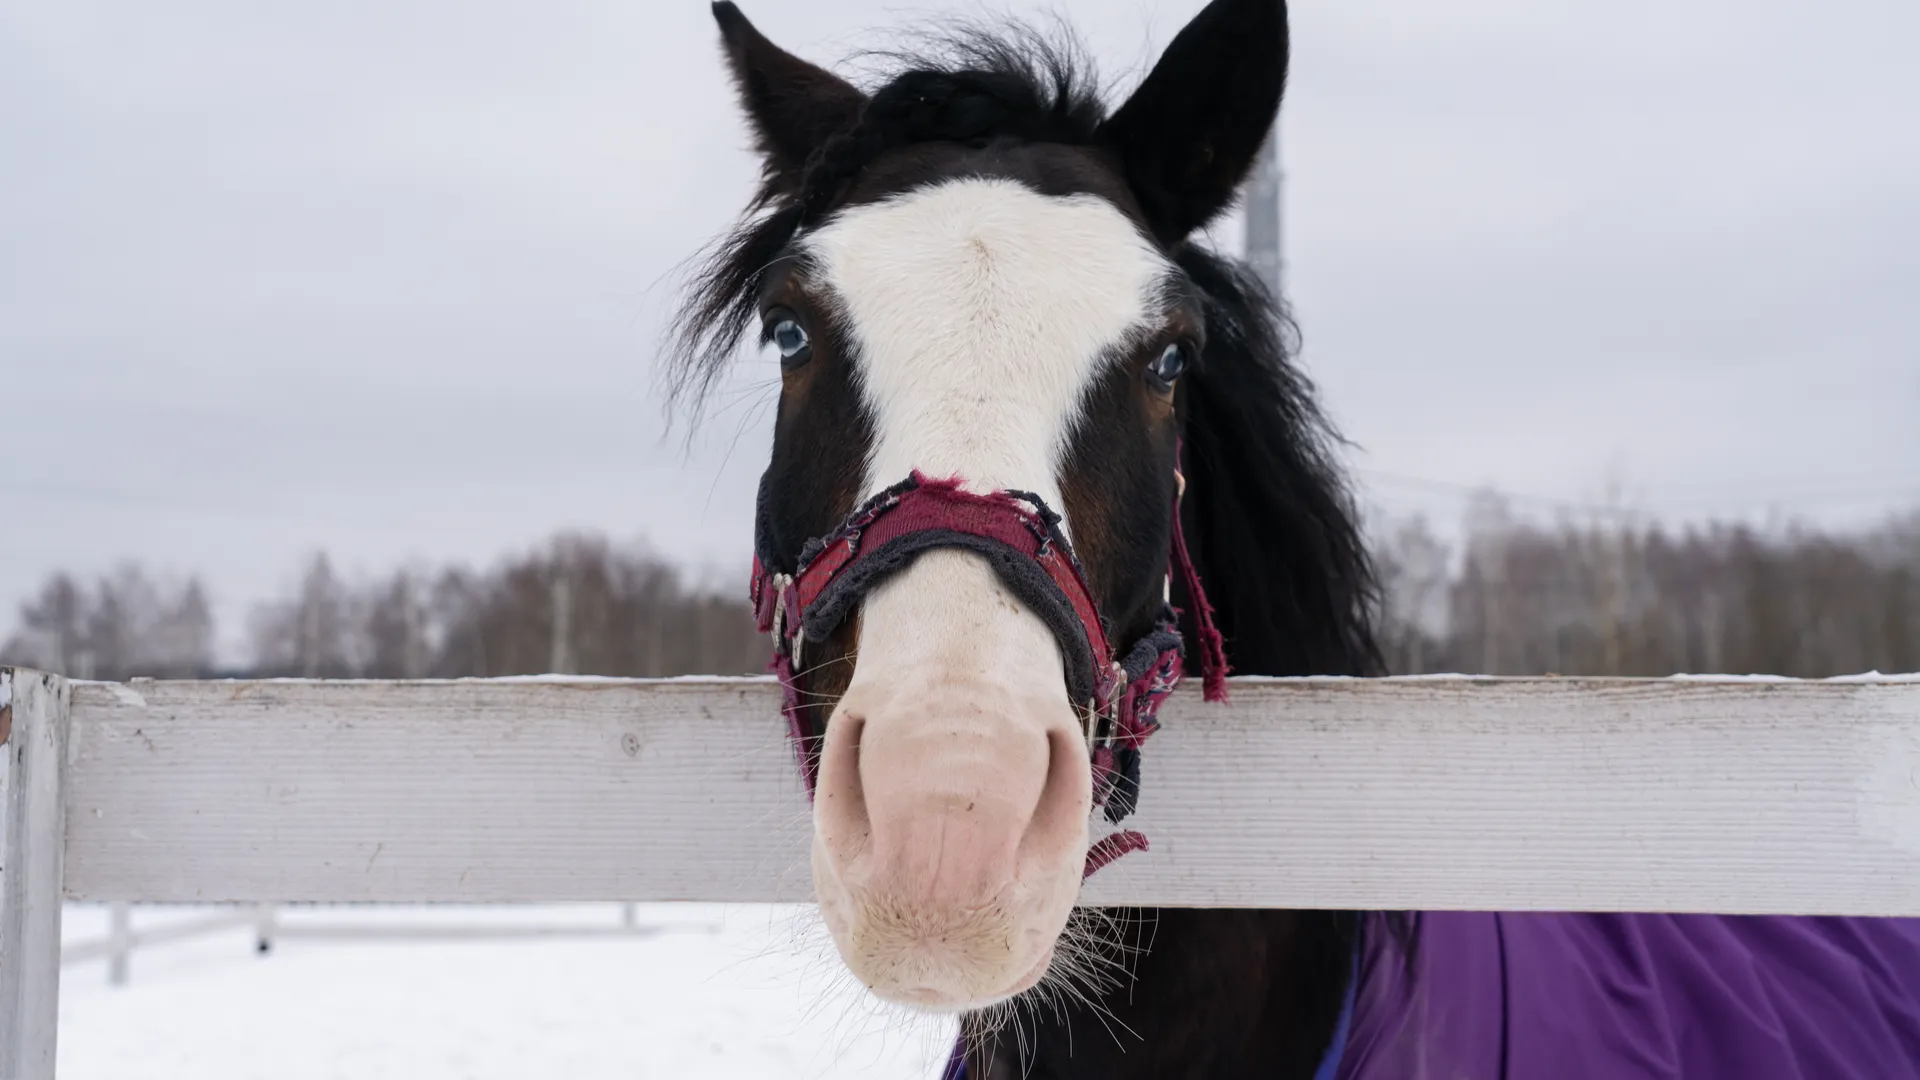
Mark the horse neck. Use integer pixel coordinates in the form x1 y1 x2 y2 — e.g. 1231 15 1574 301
967 909 1361 1078
1177 432 1380 679
1171 246 1381 680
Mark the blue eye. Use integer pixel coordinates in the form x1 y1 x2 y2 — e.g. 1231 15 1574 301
1147 342 1188 389
771 318 810 361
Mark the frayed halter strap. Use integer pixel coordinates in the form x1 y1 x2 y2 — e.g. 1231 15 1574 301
751 456 1227 879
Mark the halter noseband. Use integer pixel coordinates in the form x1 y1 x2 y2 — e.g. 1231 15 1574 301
751 462 1227 878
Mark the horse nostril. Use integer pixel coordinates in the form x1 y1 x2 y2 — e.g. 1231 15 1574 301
1020 722 1092 863
819 711 871 846
844 712 865 788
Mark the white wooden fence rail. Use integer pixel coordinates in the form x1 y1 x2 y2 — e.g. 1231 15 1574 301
7 667 1920 1078
59 903 260 984
57 901 660 986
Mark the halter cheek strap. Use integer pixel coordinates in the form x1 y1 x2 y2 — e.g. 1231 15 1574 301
751 461 1227 878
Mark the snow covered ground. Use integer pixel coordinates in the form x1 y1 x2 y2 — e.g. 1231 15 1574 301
58 904 956 1080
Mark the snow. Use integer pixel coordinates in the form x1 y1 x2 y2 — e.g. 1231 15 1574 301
1225 672 1920 684
1667 672 1920 683
58 904 956 1080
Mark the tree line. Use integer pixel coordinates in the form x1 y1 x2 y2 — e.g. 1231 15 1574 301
5 511 1918 681
1376 500 1920 678
0 533 768 681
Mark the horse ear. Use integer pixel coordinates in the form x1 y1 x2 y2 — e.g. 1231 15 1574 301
1098 0 1288 244
712 3 867 195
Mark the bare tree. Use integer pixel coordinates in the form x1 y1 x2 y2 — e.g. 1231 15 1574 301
248 553 362 677
0 566 215 679
1373 515 1450 674
228 533 768 679
1374 509 1920 678
0 574 87 676
364 569 434 679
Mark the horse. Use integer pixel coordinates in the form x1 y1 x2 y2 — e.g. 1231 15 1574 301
672 2 1920 1076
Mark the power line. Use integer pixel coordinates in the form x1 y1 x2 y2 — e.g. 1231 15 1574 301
1357 470 1638 517
1357 469 1920 518
0 481 280 517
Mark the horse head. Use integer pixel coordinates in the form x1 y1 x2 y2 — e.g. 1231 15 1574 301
678 0 1315 1015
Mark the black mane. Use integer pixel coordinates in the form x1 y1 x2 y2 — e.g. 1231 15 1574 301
1177 248 1384 678
670 23 1105 408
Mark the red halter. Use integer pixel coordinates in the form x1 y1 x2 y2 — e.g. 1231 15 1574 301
751 460 1227 878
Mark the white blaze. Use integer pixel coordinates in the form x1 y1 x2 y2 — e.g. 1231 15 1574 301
803 177 1171 509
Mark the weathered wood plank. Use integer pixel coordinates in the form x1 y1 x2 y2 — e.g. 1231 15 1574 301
68 678 815 905
2 669 70 1080
60 676 1920 914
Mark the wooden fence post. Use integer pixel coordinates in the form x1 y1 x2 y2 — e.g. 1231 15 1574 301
107 902 131 986
255 903 277 955
1 669 70 1080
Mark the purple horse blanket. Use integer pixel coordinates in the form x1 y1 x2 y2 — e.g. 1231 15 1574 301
1337 912 1920 1079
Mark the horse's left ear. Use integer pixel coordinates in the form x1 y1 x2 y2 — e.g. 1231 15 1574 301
1098 0 1288 244
712 2 868 197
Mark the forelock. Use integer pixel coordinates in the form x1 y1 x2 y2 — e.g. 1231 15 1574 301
669 20 1112 415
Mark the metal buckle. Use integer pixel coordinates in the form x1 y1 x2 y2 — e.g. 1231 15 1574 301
769 573 794 651
1086 660 1127 752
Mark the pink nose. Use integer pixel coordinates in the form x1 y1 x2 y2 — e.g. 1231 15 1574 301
811 679 1091 1005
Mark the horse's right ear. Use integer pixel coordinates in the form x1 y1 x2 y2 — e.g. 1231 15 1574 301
712 3 867 196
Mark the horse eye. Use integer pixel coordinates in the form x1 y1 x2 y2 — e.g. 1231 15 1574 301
770 317 811 366
1148 342 1188 389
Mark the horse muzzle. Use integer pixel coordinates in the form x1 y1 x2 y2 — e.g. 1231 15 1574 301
749 470 1222 1008
809 550 1092 1010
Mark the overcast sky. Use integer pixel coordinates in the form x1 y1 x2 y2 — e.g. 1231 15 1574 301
4 0 1917 654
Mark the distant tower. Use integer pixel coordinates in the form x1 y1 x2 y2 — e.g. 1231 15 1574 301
1243 128 1283 299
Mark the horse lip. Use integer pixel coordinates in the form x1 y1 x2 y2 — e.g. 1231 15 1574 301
879 945 1056 1013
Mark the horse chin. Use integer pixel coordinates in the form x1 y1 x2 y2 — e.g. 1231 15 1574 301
881 945 1057 1014
812 841 1070 1012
